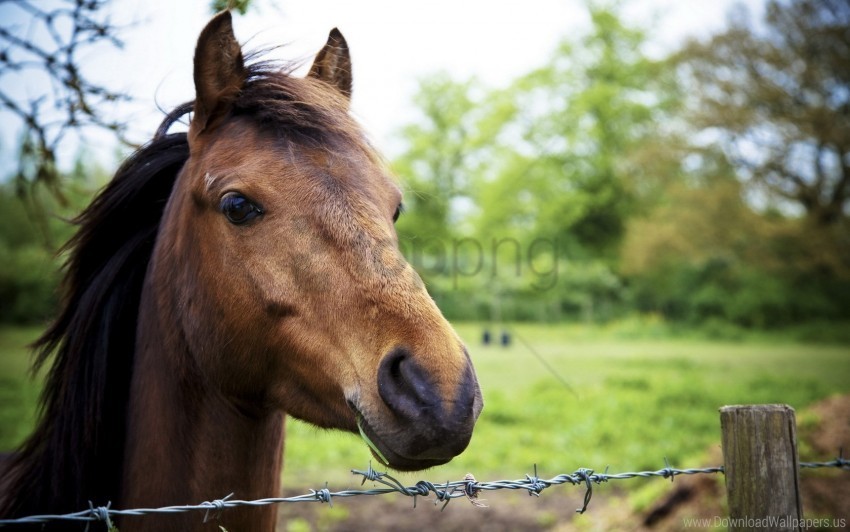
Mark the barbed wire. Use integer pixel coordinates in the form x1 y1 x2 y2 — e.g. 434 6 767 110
0 455 847 528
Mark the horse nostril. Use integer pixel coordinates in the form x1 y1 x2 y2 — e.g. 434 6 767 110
387 350 403 382
372 346 481 464
377 347 438 420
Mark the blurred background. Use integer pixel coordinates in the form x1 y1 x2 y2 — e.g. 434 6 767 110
0 0 848 530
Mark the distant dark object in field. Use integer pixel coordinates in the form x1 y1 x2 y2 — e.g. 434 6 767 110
501 331 511 347
482 329 491 345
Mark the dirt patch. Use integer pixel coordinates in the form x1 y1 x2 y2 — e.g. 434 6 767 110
798 394 850 523
275 395 850 531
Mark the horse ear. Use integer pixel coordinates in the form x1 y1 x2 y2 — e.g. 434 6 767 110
191 11 246 137
308 28 352 101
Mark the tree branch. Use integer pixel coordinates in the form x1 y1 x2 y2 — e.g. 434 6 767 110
0 0 130 198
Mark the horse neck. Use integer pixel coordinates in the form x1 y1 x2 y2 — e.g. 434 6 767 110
120 278 285 532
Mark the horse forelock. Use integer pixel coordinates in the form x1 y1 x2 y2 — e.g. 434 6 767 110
235 62 376 156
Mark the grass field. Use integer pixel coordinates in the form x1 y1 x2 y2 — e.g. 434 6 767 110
1 320 848 491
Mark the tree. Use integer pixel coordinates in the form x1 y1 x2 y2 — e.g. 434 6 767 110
390 74 513 319
391 6 682 321
0 0 129 199
677 0 850 227
393 73 507 245
488 5 682 259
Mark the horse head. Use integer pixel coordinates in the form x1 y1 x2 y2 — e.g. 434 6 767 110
151 12 483 471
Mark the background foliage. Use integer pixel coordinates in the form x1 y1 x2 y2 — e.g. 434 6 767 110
392 0 850 327
1 0 848 331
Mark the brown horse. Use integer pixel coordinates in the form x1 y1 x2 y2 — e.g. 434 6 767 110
0 12 482 531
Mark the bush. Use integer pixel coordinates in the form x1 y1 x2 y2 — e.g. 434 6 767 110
0 179 90 325
0 243 59 324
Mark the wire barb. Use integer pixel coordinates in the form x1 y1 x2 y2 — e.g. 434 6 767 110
463 473 488 508
525 464 546 497
662 457 677 482
573 468 595 514
86 501 113 531
352 461 384 484
310 485 333 507
838 448 850 469
202 493 233 523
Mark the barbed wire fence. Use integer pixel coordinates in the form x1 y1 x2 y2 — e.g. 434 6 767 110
0 454 847 529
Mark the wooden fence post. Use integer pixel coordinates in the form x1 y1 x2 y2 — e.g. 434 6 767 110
720 404 803 531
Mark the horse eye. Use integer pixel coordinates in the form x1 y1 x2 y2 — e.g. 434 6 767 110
392 204 404 223
220 192 262 224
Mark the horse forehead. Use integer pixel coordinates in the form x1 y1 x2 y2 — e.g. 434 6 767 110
199 121 393 194
302 145 398 199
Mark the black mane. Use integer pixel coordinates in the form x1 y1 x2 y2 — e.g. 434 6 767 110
0 110 190 521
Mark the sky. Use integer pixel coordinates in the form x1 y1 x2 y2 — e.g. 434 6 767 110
0 0 766 170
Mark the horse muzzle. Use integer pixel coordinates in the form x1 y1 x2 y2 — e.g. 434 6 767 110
349 347 483 471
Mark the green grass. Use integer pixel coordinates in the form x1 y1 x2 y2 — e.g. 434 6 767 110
1 322 848 490
0 326 44 450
